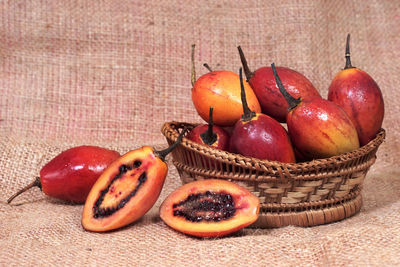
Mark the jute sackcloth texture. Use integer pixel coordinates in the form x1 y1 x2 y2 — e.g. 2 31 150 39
1 0 399 266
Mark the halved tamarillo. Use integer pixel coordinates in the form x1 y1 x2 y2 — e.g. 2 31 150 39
159 179 260 238
82 129 186 232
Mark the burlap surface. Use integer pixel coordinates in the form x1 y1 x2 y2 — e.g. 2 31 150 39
1 0 399 266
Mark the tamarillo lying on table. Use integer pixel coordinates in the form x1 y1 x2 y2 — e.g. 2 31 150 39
81 129 186 232
159 179 260 238
7 146 120 204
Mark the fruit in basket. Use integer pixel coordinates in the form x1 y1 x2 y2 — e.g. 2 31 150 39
7 146 120 204
81 130 186 232
272 63 360 159
294 147 308 163
238 46 321 122
187 107 230 151
328 34 385 146
159 179 260 238
190 44 261 126
229 68 296 163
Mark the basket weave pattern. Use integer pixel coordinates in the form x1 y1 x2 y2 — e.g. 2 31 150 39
161 121 385 227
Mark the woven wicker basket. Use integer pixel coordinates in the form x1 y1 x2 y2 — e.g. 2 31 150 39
161 121 385 228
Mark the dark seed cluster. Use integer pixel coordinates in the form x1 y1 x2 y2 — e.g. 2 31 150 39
93 161 146 219
133 160 142 168
172 191 236 222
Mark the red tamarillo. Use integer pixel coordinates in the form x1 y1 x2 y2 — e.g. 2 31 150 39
328 34 384 146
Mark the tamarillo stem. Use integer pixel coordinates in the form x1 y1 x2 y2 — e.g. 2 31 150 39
7 177 41 204
345 33 354 69
237 46 253 81
155 127 187 161
191 44 196 87
203 63 213 72
200 107 217 145
271 63 301 111
239 68 256 122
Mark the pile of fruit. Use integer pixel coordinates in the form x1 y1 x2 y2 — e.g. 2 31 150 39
7 35 384 238
189 35 384 162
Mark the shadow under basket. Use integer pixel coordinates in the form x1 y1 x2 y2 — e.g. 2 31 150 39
161 122 386 228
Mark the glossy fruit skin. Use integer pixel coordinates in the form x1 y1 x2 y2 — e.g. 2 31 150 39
82 146 168 232
40 146 120 203
229 113 296 163
159 179 260 238
187 124 230 151
287 97 360 159
192 71 261 126
249 66 321 122
328 68 384 146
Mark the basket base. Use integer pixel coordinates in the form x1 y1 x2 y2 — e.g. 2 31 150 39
251 193 362 228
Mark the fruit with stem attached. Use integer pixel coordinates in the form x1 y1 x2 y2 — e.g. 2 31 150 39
229 68 296 163
187 107 230 151
238 46 321 122
7 146 120 204
191 44 261 126
81 129 186 232
272 63 360 159
328 34 384 146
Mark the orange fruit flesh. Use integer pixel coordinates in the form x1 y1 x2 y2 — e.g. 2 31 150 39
160 179 260 238
82 146 168 232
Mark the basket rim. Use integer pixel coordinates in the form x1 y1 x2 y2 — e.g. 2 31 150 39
161 121 386 171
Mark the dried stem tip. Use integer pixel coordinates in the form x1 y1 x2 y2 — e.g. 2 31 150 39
7 177 42 204
200 107 217 145
155 127 187 161
345 33 354 69
203 63 213 72
239 67 256 122
191 44 196 86
237 46 253 81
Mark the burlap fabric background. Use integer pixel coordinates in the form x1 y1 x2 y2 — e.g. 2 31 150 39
1 1 399 266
